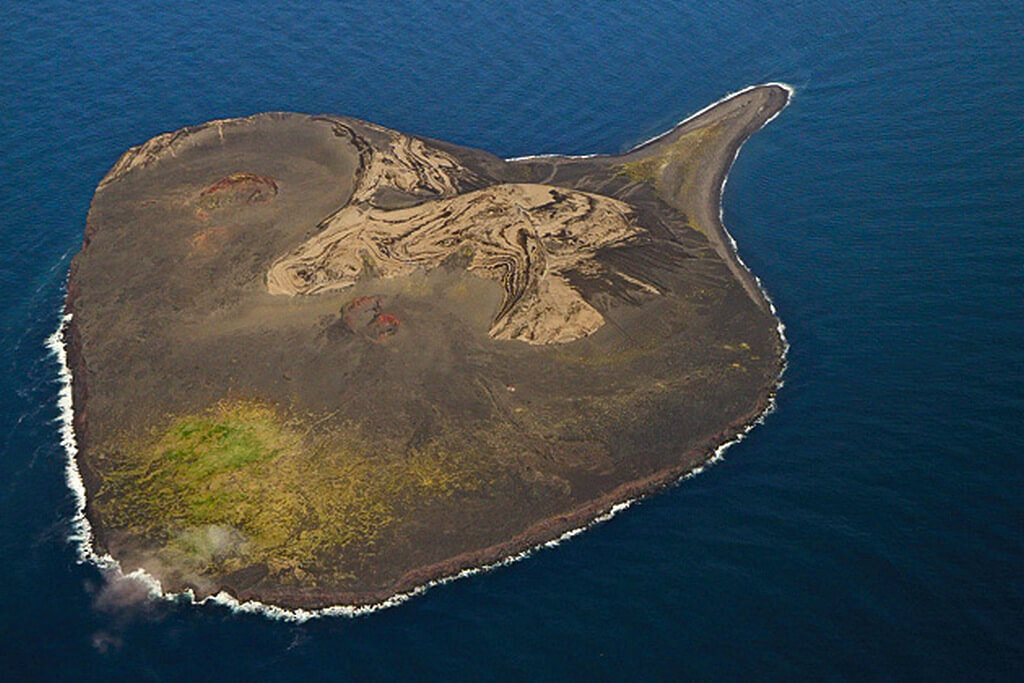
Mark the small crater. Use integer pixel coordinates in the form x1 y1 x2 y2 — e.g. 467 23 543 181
196 173 278 210
370 313 401 340
341 296 401 342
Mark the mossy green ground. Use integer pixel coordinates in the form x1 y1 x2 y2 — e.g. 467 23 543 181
98 401 492 584
616 156 665 184
615 121 726 234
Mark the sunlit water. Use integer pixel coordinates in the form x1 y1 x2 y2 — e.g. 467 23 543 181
1 1 1021 679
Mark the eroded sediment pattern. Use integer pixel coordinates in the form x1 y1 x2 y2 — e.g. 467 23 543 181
269 183 648 343
347 121 476 204
268 125 653 344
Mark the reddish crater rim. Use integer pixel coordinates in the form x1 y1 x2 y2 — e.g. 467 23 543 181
199 172 278 197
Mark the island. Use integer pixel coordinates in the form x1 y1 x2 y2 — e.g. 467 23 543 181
63 84 790 610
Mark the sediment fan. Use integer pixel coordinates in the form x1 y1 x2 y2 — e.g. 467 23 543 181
62 84 791 613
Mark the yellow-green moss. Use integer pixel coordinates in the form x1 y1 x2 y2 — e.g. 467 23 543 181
613 121 728 235
615 157 663 185
97 400 492 582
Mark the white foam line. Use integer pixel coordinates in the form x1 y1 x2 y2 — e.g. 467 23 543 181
47 316 121 576
504 82 794 162
504 152 602 162
50 83 792 622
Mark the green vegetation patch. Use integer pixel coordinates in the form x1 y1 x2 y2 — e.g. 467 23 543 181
614 122 728 235
615 157 664 185
614 123 726 187
161 402 288 475
97 400 493 585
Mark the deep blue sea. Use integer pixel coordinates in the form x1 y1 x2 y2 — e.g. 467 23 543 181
1 1 1022 679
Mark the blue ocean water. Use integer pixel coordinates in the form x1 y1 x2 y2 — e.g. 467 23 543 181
1 0 1022 679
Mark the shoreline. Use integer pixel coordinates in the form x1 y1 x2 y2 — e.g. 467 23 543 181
54 83 792 621
505 81 794 162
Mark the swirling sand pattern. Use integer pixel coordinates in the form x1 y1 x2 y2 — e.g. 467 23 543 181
267 182 649 344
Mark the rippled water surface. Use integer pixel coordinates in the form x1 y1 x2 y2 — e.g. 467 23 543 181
1 1 1021 679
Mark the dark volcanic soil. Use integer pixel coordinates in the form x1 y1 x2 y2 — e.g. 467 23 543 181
66 85 790 609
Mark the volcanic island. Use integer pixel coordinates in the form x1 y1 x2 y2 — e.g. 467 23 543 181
64 84 790 610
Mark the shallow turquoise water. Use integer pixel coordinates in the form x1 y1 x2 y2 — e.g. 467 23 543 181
0 1 1021 679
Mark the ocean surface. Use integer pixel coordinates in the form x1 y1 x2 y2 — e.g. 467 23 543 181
1 1 1022 679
